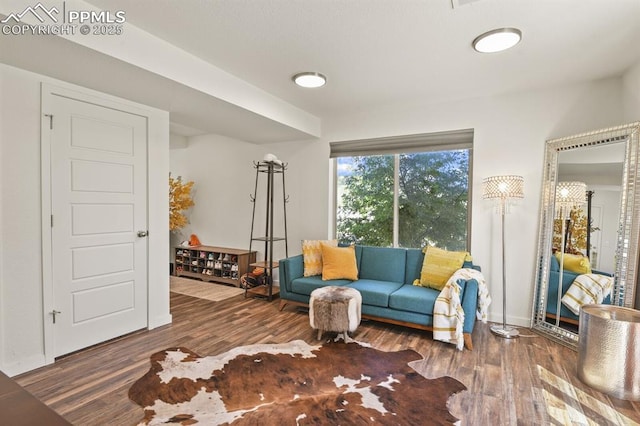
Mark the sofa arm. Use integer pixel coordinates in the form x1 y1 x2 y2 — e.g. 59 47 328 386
279 254 304 295
458 278 479 334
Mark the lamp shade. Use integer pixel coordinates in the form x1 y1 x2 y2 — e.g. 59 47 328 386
555 181 586 218
556 181 587 206
483 175 524 200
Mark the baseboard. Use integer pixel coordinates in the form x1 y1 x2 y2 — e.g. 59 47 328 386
3 354 48 377
488 313 530 328
148 313 172 330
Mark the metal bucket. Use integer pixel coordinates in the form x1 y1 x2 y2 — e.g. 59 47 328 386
577 304 640 401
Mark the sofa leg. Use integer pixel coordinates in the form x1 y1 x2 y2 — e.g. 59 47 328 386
278 300 288 311
463 333 473 351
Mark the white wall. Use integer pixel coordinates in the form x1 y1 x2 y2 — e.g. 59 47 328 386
0 64 171 375
269 77 625 327
623 60 640 122
590 189 621 275
1 65 48 373
255 139 331 252
170 134 278 262
0 71 3 371
169 135 329 286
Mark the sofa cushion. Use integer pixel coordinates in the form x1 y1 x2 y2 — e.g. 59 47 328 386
359 246 406 283
555 252 591 274
321 244 359 280
405 248 424 285
347 279 404 308
291 276 352 296
302 239 337 277
388 284 440 315
418 246 470 290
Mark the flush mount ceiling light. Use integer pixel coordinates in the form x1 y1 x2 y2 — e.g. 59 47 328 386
292 72 327 88
472 28 522 53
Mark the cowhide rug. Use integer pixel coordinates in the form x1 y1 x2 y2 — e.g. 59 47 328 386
129 340 466 425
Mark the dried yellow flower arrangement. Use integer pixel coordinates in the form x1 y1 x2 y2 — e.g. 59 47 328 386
169 174 195 231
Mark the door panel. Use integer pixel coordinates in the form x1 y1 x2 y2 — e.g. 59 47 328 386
71 159 133 193
70 115 134 154
71 204 134 235
50 95 148 357
72 281 135 323
71 243 134 279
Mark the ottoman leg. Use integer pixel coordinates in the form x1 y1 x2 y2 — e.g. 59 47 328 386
341 332 353 343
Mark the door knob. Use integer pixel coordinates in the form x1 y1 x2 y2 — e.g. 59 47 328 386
137 230 149 237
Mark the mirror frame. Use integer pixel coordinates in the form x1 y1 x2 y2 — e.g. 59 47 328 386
531 122 640 349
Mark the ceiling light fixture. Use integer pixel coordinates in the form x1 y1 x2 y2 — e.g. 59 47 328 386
472 28 522 53
292 72 327 88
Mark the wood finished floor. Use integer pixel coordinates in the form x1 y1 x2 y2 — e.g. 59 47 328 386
14 292 640 425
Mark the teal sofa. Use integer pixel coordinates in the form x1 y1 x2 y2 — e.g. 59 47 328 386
278 245 481 350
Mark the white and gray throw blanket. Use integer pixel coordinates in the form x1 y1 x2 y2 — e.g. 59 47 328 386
561 273 613 315
433 268 490 350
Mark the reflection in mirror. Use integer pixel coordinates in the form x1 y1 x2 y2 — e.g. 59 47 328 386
547 144 624 333
531 122 640 349
557 143 624 275
549 180 588 330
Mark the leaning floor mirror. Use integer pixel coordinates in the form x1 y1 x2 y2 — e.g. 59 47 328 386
531 122 640 349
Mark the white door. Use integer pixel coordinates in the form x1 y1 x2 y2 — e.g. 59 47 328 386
50 94 148 357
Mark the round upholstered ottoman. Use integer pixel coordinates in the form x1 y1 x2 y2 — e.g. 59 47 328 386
309 286 362 342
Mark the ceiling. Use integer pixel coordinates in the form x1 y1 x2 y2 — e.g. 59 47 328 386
3 0 640 142
558 139 626 188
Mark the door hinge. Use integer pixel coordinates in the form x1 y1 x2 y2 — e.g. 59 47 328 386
51 214 54 227
44 114 53 129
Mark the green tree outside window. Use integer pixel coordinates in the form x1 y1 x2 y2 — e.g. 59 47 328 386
336 150 469 250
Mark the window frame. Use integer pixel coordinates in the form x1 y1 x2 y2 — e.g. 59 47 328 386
331 129 474 250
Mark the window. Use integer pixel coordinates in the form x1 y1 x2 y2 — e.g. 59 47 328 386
332 129 473 250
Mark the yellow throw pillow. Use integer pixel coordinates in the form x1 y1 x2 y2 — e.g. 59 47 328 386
417 246 470 291
302 239 337 277
555 252 591 274
320 244 358 281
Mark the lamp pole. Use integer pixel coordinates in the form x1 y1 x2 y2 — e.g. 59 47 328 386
490 194 519 338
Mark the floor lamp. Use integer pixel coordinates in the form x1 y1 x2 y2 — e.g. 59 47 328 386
554 181 586 326
483 175 524 339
